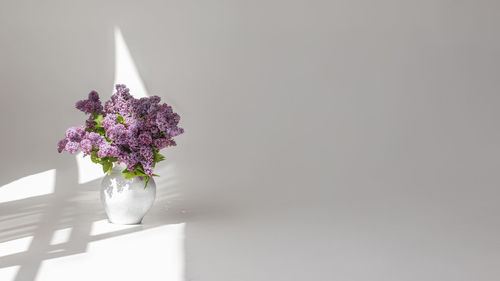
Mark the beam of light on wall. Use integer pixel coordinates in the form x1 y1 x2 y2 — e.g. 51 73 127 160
0 169 55 203
114 27 148 98
77 27 149 183
76 152 104 184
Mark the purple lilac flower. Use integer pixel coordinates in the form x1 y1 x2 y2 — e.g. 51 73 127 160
85 116 95 130
153 138 176 149
139 146 153 162
165 127 184 139
141 160 154 176
65 141 80 154
104 85 133 116
65 126 85 142
97 142 118 158
108 146 120 158
58 84 184 177
80 139 92 154
127 137 140 151
75 90 103 115
97 142 110 158
57 139 69 153
86 132 104 145
122 152 141 172
106 123 125 140
150 127 159 135
138 133 152 145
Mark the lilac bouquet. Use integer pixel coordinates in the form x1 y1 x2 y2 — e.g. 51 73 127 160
57 84 184 187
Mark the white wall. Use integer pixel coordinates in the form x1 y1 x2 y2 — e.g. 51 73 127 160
1 0 500 280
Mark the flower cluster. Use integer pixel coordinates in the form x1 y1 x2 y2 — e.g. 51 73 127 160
57 85 184 186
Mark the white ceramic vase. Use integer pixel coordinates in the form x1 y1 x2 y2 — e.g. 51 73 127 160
100 164 156 224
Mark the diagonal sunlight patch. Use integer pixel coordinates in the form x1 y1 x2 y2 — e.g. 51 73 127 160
89 219 140 236
0 169 55 203
76 152 103 184
0 266 19 281
49 227 73 246
38 223 185 281
114 27 148 98
77 27 150 184
0 236 34 258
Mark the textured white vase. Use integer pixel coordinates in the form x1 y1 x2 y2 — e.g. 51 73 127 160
100 164 156 224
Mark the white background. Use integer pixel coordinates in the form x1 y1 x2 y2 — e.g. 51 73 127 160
1 1 500 280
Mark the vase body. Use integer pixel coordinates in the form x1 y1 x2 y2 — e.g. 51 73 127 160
100 165 156 224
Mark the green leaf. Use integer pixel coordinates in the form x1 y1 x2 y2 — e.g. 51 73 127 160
102 161 112 174
116 114 125 124
122 169 134 178
135 165 145 173
102 156 117 162
135 170 147 177
153 152 165 163
92 115 106 136
124 173 136 179
144 175 149 189
93 127 105 136
94 114 104 127
91 152 101 164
